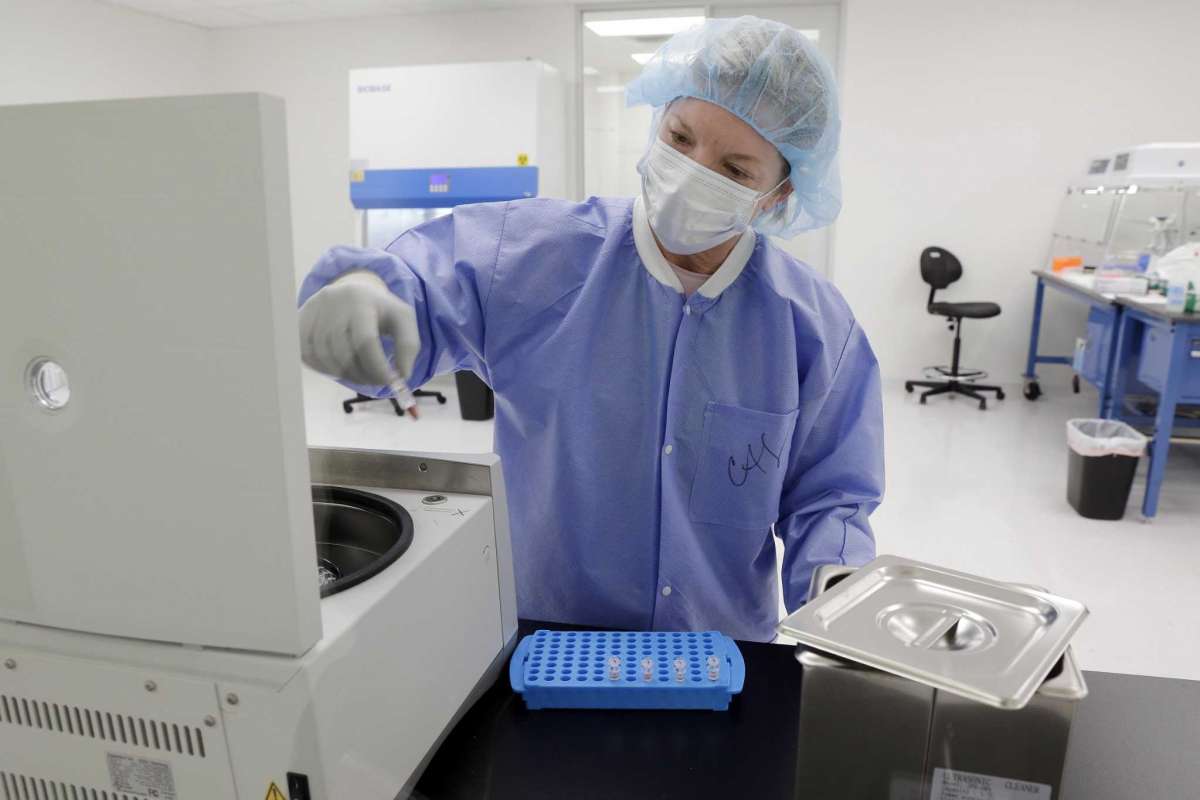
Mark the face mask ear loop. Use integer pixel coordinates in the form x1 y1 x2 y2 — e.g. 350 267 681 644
748 173 790 227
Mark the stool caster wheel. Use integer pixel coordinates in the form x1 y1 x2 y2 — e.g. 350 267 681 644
1023 379 1042 401
438 396 448 404
905 382 914 393
979 399 987 410
919 396 927 405
1072 374 1081 394
996 389 1006 401
342 403 354 414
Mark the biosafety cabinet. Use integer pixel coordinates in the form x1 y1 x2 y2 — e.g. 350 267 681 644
348 60 566 248
1049 142 1200 269
0 94 517 799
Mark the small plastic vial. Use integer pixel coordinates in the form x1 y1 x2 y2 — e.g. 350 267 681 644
673 657 686 682
640 657 653 682
389 378 419 419
706 655 720 681
607 655 622 681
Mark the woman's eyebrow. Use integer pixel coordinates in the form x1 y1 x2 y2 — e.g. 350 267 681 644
725 152 762 165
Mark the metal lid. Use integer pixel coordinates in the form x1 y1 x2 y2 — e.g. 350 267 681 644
779 555 1089 710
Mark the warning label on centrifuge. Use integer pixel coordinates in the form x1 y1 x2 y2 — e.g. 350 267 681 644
929 768 1052 800
107 753 177 800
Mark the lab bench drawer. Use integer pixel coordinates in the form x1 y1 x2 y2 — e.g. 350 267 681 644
1136 327 1200 402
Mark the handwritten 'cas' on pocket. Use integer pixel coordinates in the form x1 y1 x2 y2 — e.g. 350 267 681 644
689 402 799 529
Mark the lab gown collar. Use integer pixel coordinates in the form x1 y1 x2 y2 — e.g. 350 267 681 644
631 196 756 299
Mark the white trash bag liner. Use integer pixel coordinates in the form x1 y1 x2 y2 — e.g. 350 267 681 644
1066 419 1148 458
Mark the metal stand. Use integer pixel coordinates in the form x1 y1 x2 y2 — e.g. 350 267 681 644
906 318 1006 410
342 390 447 416
1022 271 1114 403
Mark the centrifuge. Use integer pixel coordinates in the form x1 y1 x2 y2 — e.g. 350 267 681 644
0 94 517 799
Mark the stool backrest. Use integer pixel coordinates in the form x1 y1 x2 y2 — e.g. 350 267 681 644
921 246 963 310
920 246 962 289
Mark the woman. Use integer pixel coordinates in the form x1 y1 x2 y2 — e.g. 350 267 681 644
298 16 883 642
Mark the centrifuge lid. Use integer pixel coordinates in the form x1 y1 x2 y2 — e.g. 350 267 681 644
0 95 322 656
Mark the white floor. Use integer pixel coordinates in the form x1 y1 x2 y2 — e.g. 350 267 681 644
303 370 1200 680
877 377 1200 681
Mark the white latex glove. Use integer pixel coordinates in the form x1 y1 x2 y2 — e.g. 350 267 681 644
299 271 421 388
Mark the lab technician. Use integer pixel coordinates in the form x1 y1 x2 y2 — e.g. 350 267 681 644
298 17 883 642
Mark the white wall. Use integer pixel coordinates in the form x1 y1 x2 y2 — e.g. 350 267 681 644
835 0 1200 381
11 0 1197 383
0 0 211 106
207 7 578 286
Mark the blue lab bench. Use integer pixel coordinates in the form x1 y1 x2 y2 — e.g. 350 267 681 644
1023 269 1200 518
1105 296 1200 518
1022 269 1123 408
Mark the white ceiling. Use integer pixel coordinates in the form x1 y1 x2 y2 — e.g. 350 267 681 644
583 27 668 77
101 0 643 28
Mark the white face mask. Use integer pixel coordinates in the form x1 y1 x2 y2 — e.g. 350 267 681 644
639 137 783 255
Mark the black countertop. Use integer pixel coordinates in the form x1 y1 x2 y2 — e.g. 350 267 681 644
414 623 1200 800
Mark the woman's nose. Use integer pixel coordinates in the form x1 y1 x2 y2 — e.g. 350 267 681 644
686 144 722 174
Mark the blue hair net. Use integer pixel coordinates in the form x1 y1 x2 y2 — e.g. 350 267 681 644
625 16 841 236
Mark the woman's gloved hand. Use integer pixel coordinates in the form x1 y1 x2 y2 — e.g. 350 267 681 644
298 271 420 387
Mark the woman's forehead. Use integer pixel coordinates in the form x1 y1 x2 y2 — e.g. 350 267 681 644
667 98 780 162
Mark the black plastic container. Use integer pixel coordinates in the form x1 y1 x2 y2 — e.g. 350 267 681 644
1066 450 1139 520
455 370 495 421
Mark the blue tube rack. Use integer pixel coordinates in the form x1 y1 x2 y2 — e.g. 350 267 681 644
509 630 746 711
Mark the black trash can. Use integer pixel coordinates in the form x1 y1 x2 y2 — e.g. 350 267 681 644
1065 419 1147 520
455 370 495 421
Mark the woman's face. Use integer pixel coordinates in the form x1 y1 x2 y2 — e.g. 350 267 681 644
659 97 792 210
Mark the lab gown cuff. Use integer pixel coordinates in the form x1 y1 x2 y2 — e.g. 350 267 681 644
297 245 436 399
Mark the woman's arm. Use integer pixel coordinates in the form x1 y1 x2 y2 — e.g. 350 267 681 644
775 321 885 611
297 201 510 397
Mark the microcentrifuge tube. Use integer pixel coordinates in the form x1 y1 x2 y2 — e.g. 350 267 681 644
389 378 419 419
673 657 686 682
607 655 622 681
706 655 720 681
640 657 653 682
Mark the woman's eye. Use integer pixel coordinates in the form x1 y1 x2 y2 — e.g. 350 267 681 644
726 164 748 179
670 131 689 146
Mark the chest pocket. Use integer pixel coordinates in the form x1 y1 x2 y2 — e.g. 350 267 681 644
689 402 799 529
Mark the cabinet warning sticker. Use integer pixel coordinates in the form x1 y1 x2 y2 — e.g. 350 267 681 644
107 753 176 800
930 768 1051 800
266 782 287 800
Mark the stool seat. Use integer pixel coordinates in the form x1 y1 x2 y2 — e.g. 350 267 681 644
929 301 1001 319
